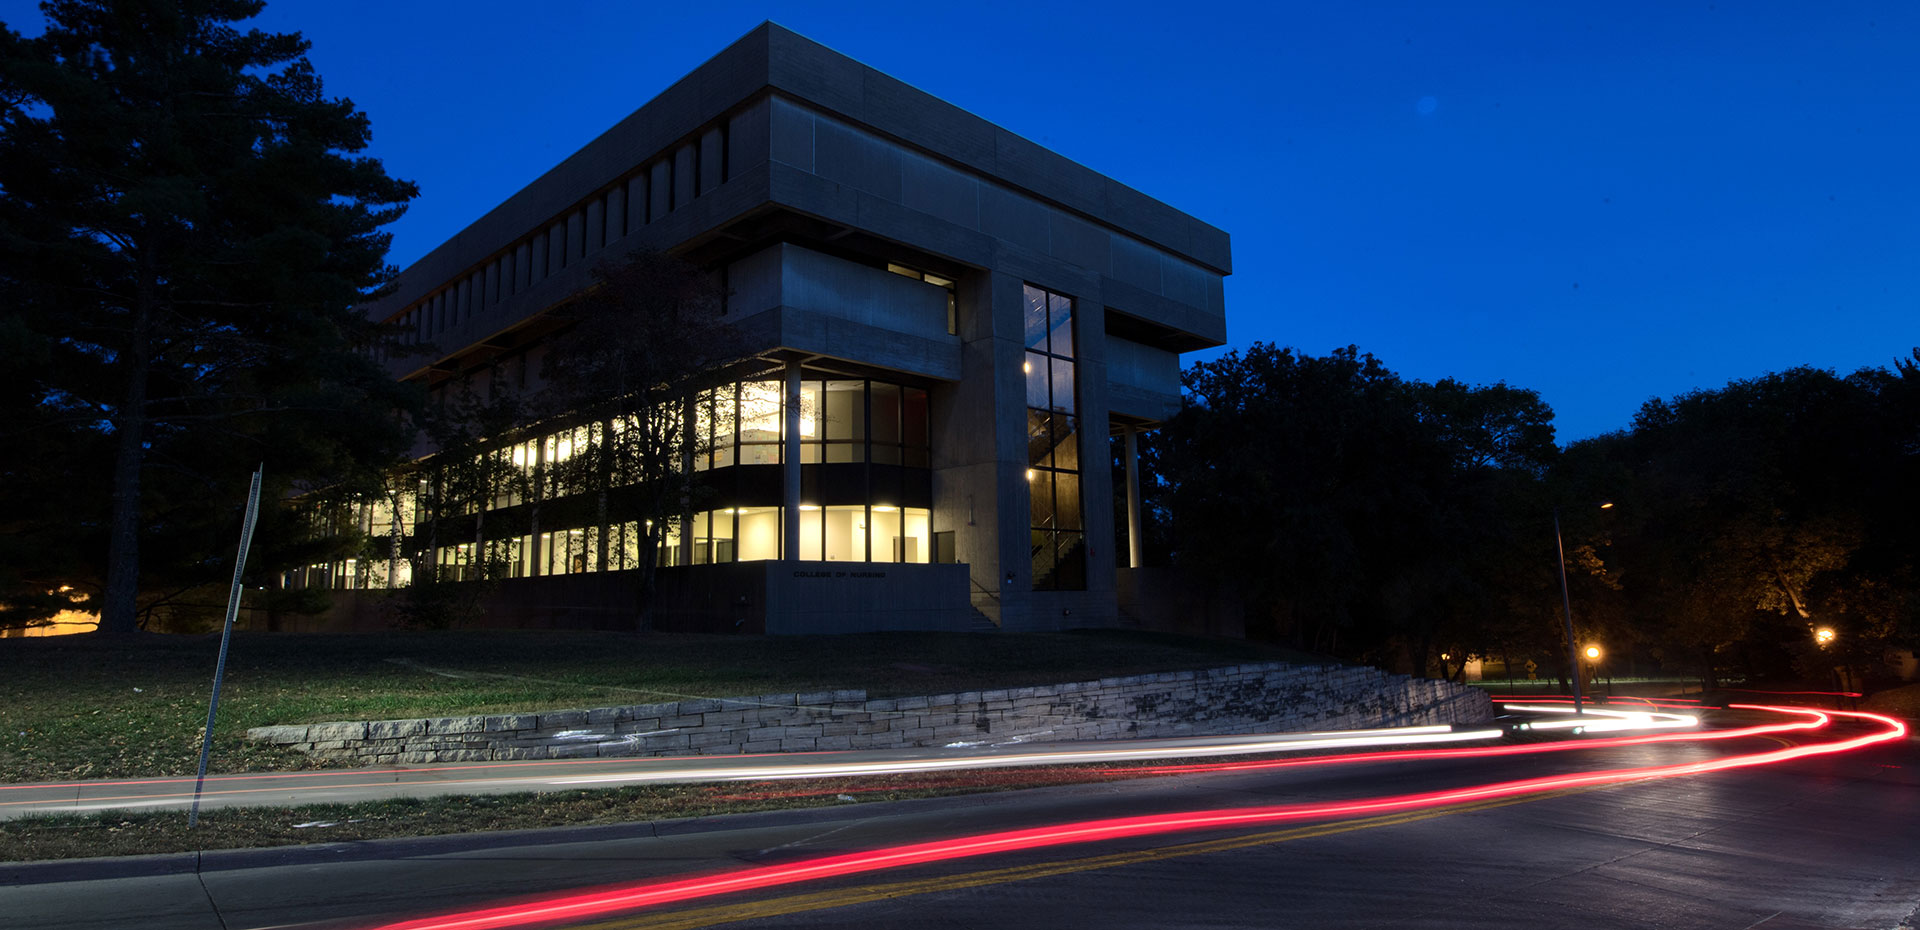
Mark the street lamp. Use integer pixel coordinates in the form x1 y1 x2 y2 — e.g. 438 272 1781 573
1554 501 1613 715
1815 627 1836 647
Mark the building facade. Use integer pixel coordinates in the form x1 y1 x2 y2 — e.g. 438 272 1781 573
293 24 1231 634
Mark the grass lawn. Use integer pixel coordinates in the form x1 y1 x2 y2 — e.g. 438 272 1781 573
1 765 1142 862
1863 681 1920 720
0 629 1321 783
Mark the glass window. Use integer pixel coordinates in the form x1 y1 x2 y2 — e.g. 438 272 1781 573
611 522 640 571
798 381 822 439
1023 284 1049 351
870 383 901 444
1023 284 1083 591
712 384 740 465
1029 469 1054 527
736 506 780 561
1049 359 1075 413
1026 355 1050 409
1049 292 1075 359
798 505 822 561
709 509 735 564
903 508 931 563
1052 416 1079 471
1054 472 1083 531
903 388 929 448
825 505 866 561
823 381 864 441
869 506 897 564
690 513 710 565
739 381 782 442
655 518 682 568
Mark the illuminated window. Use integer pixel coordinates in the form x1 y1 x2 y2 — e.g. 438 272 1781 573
1024 284 1085 591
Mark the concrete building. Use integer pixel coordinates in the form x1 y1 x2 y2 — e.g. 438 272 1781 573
293 23 1231 634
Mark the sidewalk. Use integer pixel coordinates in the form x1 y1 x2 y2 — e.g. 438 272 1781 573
1 722 1498 821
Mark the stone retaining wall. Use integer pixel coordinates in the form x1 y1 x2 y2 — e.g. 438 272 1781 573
246 663 1491 766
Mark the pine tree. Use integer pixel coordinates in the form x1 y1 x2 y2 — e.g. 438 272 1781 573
0 0 418 633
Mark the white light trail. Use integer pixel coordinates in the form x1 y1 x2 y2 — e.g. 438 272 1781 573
545 725 1503 786
1501 703 1698 733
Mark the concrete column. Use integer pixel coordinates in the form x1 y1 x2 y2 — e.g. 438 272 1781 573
649 161 671 221
1124 425 1143 569
679 397 695 567
783 359 803 561
605 186 625 242
528 437 545 576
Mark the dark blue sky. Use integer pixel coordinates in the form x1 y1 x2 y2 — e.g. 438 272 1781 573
15 1 1917 441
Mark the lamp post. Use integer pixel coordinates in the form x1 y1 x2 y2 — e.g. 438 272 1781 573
1554 501 1613 715
1584 644 1604 699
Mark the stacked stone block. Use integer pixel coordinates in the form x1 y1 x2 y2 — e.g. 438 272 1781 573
246 664 1492 766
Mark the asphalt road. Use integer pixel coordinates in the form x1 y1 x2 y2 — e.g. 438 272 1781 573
6 710 1917 930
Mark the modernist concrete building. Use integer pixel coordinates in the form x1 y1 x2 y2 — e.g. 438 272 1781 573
293 23 1231 634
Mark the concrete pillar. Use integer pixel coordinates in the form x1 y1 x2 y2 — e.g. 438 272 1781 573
649 161 671 222
699 127 725 194
679 397 695 567
566 211 585 264
783 359 803 561
605 186 625 242
1125 425 1143 569
674 143 697 208
528 437 545 576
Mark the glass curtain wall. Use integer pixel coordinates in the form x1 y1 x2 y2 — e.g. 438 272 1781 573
287 375 934 589
1024 284 1086 590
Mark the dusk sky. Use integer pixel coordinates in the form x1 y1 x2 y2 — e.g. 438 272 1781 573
13 1 1917 441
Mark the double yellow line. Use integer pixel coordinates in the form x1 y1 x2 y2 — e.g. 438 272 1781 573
576 789 1590 930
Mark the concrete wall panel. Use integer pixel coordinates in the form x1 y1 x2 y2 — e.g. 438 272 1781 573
1109 234 1164 294
1160 254 1211 310
978 185 1051 256
727 97 772 176
725 245 783 319
814 117 901 203
899 149 978 229
1105 334 1181 398
993 128 1104 211
1048 212 1108 272
768 97 815 172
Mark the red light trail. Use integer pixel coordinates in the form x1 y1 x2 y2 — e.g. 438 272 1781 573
363 707 1904 930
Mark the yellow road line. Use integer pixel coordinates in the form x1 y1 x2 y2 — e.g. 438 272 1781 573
576 788 1595 930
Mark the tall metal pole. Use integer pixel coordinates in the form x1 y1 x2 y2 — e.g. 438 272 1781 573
1553 507 1584 715
189 464 264 828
